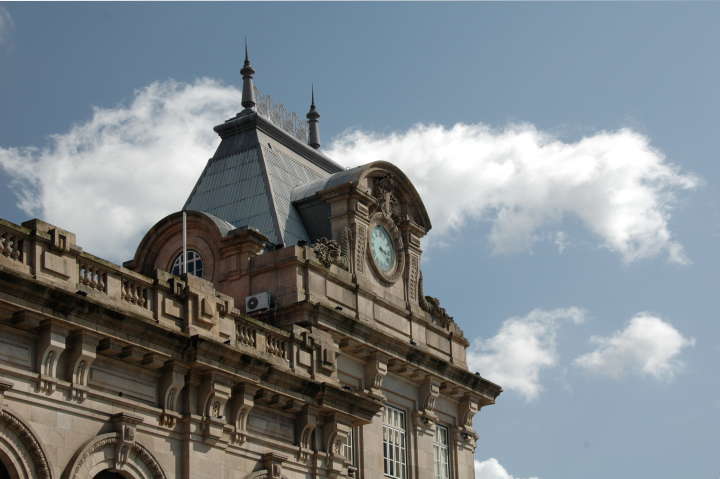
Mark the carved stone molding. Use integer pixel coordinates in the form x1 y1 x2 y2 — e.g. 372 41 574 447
323 415 351 477
110 413 143 470
159 360 186 427
311 237 344 269
197 372 232 445
36 320 67 394
0 408 53 479
66 330 100 402
457 395 480 452
363 353 388 399
64 428 167 479
414 376 440 433
296 405 318 461
230 383 259 444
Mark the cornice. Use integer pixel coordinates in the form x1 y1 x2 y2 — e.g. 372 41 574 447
213 111 344 175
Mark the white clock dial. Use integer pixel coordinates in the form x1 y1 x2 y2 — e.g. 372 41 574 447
370 225 396 272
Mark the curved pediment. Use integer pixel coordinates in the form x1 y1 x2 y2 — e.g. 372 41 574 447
292 160 432 237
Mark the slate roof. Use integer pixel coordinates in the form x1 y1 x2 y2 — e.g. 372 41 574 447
183 110 344 246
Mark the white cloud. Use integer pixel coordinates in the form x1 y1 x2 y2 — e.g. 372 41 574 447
475 458 539 479
0 6 14 46
327 124 697 263
574 313 694 380
0 79 241 260
467 307 586 400
0 79 697 264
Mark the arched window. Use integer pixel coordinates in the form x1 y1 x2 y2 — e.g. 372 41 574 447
171 250 203 278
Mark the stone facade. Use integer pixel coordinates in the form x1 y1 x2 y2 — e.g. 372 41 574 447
0 77 501 479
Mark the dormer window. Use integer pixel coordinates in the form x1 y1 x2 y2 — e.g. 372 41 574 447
171 249 203 278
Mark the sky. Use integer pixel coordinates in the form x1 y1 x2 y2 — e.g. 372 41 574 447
0 3 718 479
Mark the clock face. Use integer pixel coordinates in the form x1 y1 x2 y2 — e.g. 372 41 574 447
370 225 396 272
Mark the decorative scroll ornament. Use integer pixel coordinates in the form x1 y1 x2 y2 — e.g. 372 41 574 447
312 237 342 268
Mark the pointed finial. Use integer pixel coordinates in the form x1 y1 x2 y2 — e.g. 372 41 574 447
240 38 256 110
307 85 320 149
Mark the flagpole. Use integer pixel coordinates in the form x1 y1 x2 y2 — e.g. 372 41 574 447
182 211 188 275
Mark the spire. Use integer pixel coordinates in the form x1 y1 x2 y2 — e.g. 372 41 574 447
306 85 320 149
240 38 256 110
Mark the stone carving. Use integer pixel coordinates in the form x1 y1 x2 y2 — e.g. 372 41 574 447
230 383 259 444
121 277 150 309
36 321 66 394
312 237 342 268
110 414 142 467
407 254 419 303
363 353 388 399
0 230 24 262
457 395 480 451
66 331 100 403
372 176 402 222
422 295 455 328
159 361 186 427
260 452 287 479
197 373 232 444
323 416 352 478
414 377 441 433
0 407 53 479
355 223 367 275
78 263 107 293
64 429 167 479
296 405 318 461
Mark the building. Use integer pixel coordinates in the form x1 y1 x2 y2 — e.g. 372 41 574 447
0 52 501 479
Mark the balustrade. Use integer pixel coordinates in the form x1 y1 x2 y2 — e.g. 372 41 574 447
266 334 288 360
0 230 23 262
236 325 257 348
121 277 150 309
79 263 107 293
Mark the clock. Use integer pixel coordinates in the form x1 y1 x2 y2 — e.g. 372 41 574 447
370 224 396 272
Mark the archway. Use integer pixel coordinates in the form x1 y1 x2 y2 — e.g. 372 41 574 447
93 472 124 479
65 433 167 479
0 409 53 479
0 459 11 479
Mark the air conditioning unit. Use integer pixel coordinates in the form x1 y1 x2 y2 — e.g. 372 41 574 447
245 292 272 314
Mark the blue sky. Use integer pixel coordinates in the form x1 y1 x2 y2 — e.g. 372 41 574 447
1 3 718 478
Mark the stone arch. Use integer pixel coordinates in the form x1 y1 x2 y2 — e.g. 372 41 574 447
64 433 167 479
0 408 53 479
243 473 289 479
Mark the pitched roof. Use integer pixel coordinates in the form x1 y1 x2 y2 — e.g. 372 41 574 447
183 109 343 246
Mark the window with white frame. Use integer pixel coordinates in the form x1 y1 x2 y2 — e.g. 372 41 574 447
344 426 356 465
383 405 407 479
433 424 451 479
171 249 203 278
